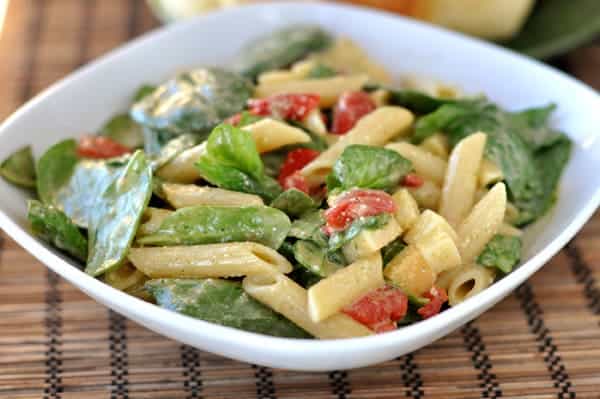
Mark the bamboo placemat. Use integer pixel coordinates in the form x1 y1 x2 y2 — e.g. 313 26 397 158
1 1 599 398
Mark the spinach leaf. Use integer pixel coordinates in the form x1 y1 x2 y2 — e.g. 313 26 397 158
293 240 344 278
99 114 144 149
510 104 564 150
149 134 199 170
234 25 332 80
196 124 282 201
270 189 319 218
477 234 522 274
0 146 36 189
328 145 412 192
27 199 88 262
306 63 337 79
288 265 323 289
236 111 264 128
36 139 80 205
382 238 406 266
131 68 253 136
146 278 310 338
383 87 460 114
137 206 291 249
288 210 325 241
133 84 156 102
532 136 572 218
329 214 391 251
86 150 152 276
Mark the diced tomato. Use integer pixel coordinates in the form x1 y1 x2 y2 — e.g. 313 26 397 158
225 113 243 126
343 286 408 333
331 91 376 135
282 172 310 194
77 135 132 159
417 286 448 319
402 173 424 188
278 148 320 186
248 94 320 121
324 189 396 233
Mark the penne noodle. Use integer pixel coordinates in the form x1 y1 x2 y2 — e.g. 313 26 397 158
307 253 384 322
162 183 264 209
128 242 293 278
370 89 390 108
457 182 507 263
420 133 449 159
255 74 370 107
436 264 496 306
391 189 420 230
439 132 487 227
408 180 441 210
301 107 414 185
242 118 311 152
386 141 448 185
384 245 435 296
498 223 523 237
343 218 403 263
404 210 458 245
243 273 373 339
137 207 173 237
103 263 148 291
478 158 504 188
300 108 328 137
414 229 462 274
156 143 206 184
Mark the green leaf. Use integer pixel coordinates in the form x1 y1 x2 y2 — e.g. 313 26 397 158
149 134 199 171
381 238 406 266
288 210 325 241
380 87 460 114
36 139 79 205
98 114 145 149
306 63 337 79
131 68 253 135
236 111 264 128
86 150 153 276
137 206 291 249
196 124 282 202
477 234 522 274
329 214 391 251
0 146 36 189
133 84 156 102
270 189 319 218
510 104 564 150
328 145 412 192
293 240 344 278
234 25 332 80
146 278 310 338
27 200 88 262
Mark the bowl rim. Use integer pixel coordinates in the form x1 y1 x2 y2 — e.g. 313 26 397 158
0 0 599 369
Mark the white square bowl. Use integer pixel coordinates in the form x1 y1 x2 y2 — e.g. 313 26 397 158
0 1 599 371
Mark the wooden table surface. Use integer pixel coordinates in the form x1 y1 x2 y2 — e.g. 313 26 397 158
0 1 599 399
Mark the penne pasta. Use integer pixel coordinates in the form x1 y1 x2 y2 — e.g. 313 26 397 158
257 60 318 85
156 143 206 184
370 89 390 108
436 264 496 306
137 207 173 237
414 229 462 274
301 107 414 184
457 183 507 263
255 74 370 107
439 132 487 227
391 188 420 230
408 180 441 210
498 223 523 237
420 133 449 159
385 142 447 185
103 263 148 291
162 183 264 209
404 210 458 245
300 108 328 137
307 253 384 322
242 118 311 152
128 242 293 278
478 158 504 188
243 273 373 339
384 245 435 296
343 218 402 263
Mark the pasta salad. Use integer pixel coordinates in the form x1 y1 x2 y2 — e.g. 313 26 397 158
1 26 572 339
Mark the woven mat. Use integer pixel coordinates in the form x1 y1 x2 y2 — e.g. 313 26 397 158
1 1 599 398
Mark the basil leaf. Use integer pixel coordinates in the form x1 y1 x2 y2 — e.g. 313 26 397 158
381 238 406 266
146 278 310 338
27 199 88 262
329 214 391 251
131 68 253 136
36 139 80 205
477 234 522 274
98 114 144 149
293 240 344 278
383 87 461 114
86 150 152 276
133 84 156 102
1 146 36 189
328 145 412 192
270 189 319 218
137 206 291 249
234 25 332 80
288 210 325 241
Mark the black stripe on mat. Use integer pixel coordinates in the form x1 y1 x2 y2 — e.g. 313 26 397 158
399 354 423 399
180 345 203 399
516 282 576 399
564 242 600 315
461 322 503 398
44 270 63 399
108 311 129 399
329 370 351 399
252 365 277 399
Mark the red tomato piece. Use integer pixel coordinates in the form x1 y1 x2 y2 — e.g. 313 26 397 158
331 91 376 135
282 172 310 194
278 148 320 186
417 286 449 319
225 113 243 126
77 135 132 159
324 189 396 233
402 173 424 188
248 94 320 121
343 286 408 333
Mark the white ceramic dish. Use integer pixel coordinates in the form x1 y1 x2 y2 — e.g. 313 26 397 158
0 2 599 371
